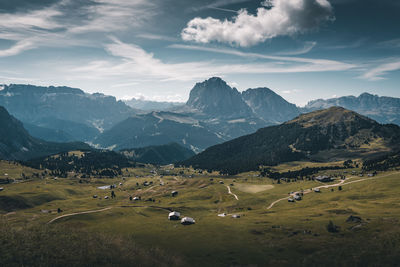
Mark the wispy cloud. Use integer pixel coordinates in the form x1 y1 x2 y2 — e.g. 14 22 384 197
325 38 367 50
190 0 251 12
361 59 400 81
68 38 357 85
0 40 36 57
0 0 158 57
168 44 356 70
377 38 400 49
276 41 317 56
136 33 179 42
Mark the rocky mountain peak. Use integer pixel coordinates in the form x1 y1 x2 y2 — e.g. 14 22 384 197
186 77 253 119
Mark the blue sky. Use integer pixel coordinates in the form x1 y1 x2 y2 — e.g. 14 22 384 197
0 0 399 105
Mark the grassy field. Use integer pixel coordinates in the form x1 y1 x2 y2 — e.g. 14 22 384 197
1 162 400 266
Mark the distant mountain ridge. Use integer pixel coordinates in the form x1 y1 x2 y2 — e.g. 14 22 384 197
0 84 136 142
124 98 184 111
303 93 400 125
0 106 91 161
182 107 400 174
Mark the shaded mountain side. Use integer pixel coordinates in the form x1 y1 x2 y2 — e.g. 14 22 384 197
23 123 75 143
120 143 195 165
0 106 91 161
0 84 136 141
303 93 400 125
181 107 400 174
94 112 225 152
242 87 300 123
26 117 100 141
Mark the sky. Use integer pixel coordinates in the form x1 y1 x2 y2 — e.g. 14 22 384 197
0 0 399 106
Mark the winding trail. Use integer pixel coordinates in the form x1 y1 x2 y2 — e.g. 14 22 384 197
48 207 112 224
226 186 239 200
266 172 398 210
48 205 174 224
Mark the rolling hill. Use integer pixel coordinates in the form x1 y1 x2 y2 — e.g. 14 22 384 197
181 107 400 174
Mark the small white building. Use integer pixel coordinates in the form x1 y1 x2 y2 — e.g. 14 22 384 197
316 175 332 182
294 195 302 201
171 191 178 197
133 197 140 201
218 213 227 217
104 196 109 199
232 214 241 218
314 188 321 193
168 211 181 220
288 198 295 202
181 217 195 225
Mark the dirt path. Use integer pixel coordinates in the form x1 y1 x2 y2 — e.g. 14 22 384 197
266 172 398 210
48 205 174 224
48 207 112 224
226 186 239 200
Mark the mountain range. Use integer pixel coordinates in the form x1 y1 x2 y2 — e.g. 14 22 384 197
0 84 136 142
303 92 400 125
182 107 400 174
1 79 400 154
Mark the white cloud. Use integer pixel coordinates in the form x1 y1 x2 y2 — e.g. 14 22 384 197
361 59 400 81
182 0 334 47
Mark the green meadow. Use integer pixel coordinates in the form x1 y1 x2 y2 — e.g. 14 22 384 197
1 162 400 266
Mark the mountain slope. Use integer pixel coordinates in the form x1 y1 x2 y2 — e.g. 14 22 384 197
94 111 225 152
120 143 195 165
23 123 75 143
242 87 300 123
182 107 400 174
303 93 400 125
0 106 91 161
